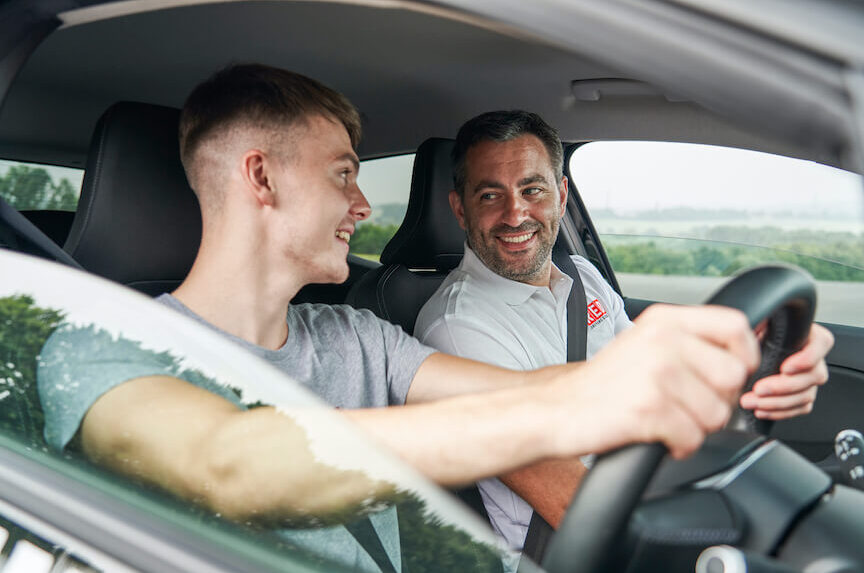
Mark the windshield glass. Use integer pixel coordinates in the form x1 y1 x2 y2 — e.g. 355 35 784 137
0 251 515 572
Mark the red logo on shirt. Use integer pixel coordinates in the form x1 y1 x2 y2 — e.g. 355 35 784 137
587 299 607 327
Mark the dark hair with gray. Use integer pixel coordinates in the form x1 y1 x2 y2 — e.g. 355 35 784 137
179 63 361 171
452 110 563 197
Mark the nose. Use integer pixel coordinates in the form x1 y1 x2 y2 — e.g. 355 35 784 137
349 183 372 221
501 192 529 227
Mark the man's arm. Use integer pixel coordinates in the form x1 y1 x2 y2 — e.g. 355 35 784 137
356 304 758 477
81 305 758 525
410 318 588 527
81 375 398 526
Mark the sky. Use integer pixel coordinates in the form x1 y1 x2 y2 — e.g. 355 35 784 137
356 153 415 206
570 141 864 219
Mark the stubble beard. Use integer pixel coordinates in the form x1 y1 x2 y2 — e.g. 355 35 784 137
467 219 558 284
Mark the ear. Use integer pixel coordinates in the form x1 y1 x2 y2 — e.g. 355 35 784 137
240 149 276 207
558 175 569 219
449 190 468 230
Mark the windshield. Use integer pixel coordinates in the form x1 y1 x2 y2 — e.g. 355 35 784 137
0 251 516 572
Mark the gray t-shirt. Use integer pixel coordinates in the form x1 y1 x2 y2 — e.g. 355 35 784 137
158 294 434 410
38 295 436 573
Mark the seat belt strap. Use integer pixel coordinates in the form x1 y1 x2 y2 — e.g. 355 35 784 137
520 239 588 568
553 239 588 362
0 196 82 268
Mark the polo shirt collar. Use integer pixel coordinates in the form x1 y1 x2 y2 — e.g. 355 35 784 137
460 243 573 306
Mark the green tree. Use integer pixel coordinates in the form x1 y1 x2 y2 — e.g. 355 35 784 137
606 241 694 275
0 164 79 210
605 239 864 282
0 295 66 445
350 222 399 256
45 177 79 210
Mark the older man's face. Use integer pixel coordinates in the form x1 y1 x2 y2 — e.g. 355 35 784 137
450 135 567 286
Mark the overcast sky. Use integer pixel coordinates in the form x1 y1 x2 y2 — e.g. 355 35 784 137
570 141 864 218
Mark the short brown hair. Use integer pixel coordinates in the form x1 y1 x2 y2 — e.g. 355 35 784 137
179 63 361 173
452 110 562 197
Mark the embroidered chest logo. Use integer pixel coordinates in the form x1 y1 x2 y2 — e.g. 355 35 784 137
586 298 607 327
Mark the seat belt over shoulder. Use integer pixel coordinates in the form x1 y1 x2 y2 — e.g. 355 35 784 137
554 240 589 363
520 238 588 567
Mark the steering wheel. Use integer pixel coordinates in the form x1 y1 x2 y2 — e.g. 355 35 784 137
542 265 816 573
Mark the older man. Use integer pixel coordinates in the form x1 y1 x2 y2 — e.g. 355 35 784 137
415 110 833 550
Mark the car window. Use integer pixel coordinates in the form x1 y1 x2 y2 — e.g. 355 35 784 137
351 154 414 262
0 251 513 572
0 159 82 211
568 141 864 327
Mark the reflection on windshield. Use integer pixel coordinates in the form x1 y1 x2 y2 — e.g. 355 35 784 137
0 291 507 572
0 294 61 448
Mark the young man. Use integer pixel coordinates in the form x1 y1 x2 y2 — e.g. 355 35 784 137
39 68 827 571
414 110 833 550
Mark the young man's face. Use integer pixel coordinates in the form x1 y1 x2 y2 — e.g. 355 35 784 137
450 135 567 286
268 114 370 285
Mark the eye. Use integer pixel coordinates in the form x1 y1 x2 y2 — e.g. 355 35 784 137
480 192 498 201
523 187 543 196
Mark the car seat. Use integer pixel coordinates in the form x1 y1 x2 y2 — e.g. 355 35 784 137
346 137 465 334
63 102 202 296
64 101 363 302
345 138 502 522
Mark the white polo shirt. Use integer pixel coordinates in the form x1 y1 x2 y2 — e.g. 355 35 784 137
414 245 632 550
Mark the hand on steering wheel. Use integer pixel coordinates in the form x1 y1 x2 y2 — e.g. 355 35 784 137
542 265 816 573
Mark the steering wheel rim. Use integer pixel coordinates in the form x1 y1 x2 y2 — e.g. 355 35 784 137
542 265 816 573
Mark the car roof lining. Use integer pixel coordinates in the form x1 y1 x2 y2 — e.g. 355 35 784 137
0 0 859 172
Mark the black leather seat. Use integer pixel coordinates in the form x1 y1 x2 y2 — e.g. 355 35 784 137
347 137 499 520
346 137 464 334
64 101 202 296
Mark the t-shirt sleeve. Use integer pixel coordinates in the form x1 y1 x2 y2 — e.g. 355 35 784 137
371 313 437 406
38 324 182 451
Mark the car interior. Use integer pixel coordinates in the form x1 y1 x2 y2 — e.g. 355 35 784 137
1 1 863 572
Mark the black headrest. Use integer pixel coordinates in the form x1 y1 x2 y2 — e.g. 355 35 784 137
380 138 465 270
65 102 201 293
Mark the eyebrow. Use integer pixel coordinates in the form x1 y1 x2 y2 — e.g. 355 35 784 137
472 180 507 194
336 153 360 172
518 174 549 187
471 173 549 195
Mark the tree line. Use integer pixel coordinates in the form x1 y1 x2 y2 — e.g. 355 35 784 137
0 164 79 211
349 220 864 283
604 238 864 282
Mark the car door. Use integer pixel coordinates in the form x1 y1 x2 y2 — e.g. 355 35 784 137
0 249 514 572
563 139 864 462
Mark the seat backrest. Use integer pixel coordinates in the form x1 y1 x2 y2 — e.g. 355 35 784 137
346 138 464 334
64 102 202 296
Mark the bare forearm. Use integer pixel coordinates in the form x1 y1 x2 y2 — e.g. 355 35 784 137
345 378 580 486
498 459 587 528
83 377 396 525
406 352 575 403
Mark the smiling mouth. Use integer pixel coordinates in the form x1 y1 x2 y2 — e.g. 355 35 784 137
499 232 535 244
335 230 351 243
